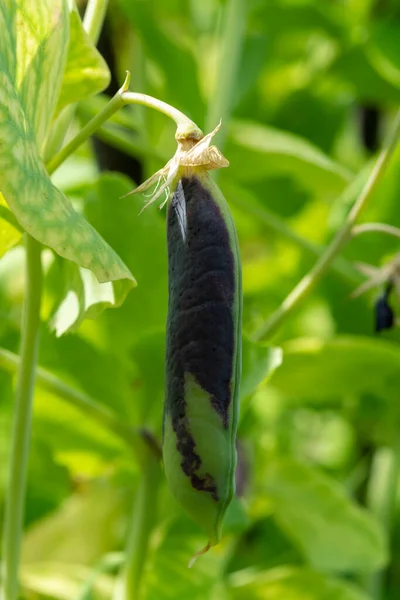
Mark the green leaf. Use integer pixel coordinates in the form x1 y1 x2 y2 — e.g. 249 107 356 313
229 566 372 600
129 330 165 427
119 0 205 125
368 19 400 89
225 121 351 201
21 561 114 600
32 387 126 472
76 554 124 600
22 480 130 565
269 336 400 405
241 338 282 401
84 172 168 348
331 45 400 104
265 458 388 572
14 0 69 146
38 328 135 418
25 438 70 526
56 10 111 114
0 1 135 289
254 2 345 41
226 517 301 574
50 259 133 336
141 516 222 600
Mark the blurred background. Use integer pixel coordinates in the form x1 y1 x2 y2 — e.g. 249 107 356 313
2 0 400 598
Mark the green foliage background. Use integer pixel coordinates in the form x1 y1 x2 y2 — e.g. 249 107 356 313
1 0 400 598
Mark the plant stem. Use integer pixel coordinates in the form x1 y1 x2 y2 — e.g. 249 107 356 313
252 108 400 342
122 92 202 139
205 0 247 152
0 235 42 600
225 181 362 285
118 448 161 600
81 120 166 162
47 78 203 176
0 347 161 463
46 73 131 175
352 222 400 241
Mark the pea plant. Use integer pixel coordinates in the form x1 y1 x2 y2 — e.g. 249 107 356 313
1 1 400 600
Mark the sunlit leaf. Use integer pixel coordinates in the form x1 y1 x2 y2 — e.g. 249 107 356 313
51 259 133 336
22 480 131 564
21 561 114 600
229 566 372 600
38 328 135 417
368 19 400 89
84 172 168 348
56 10 111 114
241 337 282 401
225 121 351 201
269 336 400 405
25 438 70 526
141 516 223 600
265 458 388 572
0 1 135 289
129 330 165 427
15 0 69 146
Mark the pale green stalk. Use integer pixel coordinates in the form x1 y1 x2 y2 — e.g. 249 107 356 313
253 108 400 342
227 184 362 285
0 236 42 600
123 92 201 138
79 120 165 162
362 446 399 599
119 450 161 600
46 73 132 175
82 0 109 45
352 222 400 241
47 82 202 175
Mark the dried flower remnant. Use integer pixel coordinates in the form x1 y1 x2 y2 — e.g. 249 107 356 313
124 122 229 211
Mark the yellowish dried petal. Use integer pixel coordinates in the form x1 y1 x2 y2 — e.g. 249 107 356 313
124 122 229 209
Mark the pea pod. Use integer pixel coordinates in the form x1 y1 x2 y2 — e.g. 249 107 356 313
163 170 242 555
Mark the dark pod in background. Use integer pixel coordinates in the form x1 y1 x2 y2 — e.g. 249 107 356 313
92 13 143 183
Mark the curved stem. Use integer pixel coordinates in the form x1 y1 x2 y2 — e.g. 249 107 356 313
46 73 131 175
81 120 165 162
1 235 42 600
0 347 161 463
122 91 202 139
47 78 203 176
252 108 400 342
226 182 362 285
352 222 400 241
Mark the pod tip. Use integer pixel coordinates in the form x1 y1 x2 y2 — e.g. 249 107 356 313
188 542 211 568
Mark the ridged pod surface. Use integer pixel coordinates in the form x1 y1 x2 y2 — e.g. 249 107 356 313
163 170 242 548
